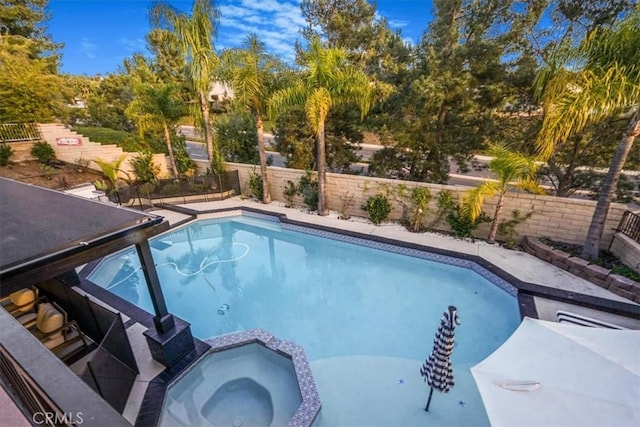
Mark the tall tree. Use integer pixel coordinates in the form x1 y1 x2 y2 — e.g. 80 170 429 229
125 82 186 177
222 34 288 204
299 0 407 77
270 38 375 215
535 11 640 260
0 0 61 68
150 0 221 162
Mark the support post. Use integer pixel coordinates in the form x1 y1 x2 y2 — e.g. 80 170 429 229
135 239 175 333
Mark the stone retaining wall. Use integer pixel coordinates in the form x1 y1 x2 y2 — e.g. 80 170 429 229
522 236 640 303
222 162 629 248
610 233 640 273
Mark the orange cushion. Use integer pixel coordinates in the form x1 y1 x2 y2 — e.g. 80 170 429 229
37 306 63 334
10 289 35 307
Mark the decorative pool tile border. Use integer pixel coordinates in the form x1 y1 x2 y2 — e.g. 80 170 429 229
281 221 518 297
195 210 517 297
203 329 322 427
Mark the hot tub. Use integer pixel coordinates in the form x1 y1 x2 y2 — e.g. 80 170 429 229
159 329 321 427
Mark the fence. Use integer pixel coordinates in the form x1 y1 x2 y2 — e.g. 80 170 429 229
0 123 43 143
124 170 241 209
617 211 640 243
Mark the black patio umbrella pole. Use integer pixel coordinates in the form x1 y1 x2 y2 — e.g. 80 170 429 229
425 386 435 411
421 305 461 412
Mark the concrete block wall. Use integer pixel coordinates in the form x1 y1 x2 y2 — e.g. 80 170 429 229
37 123 170 179
6 141 36 161
228 162 628 248
610 234 640 273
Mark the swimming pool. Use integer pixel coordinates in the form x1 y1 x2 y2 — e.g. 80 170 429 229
88 213 521 425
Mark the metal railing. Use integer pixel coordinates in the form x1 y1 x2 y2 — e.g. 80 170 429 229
0 123 43 143
617 210 640 243
0 344 73 427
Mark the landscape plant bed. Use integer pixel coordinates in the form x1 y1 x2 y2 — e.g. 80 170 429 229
0 160 103 190
539 237 640 282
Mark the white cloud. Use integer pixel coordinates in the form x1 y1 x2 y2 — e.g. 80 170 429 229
218 0 305 63
80 38 97 59
119 37 146 53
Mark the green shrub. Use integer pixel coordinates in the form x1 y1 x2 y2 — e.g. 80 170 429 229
248 170 263 200
72 156 91 172
39 163 54 179
129 151 160 183
498 209 534 248
339 192 355 220
31 141 56 164
283 180 297 207
0 143 14 166
297 171 318 211
160 183 181 196
94 155 126 186
188 183 207 193
93 180 108 191
363 194 392 225
409 187 431 232
173 137 197 175
436 190 489 238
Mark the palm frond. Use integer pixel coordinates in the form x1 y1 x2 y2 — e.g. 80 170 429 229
268 82 307 121
462 182 499 221
535 10 640 160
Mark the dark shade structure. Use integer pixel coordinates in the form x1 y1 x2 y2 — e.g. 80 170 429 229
420 305 461 411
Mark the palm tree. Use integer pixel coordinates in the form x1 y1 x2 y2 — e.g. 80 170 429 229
150 0 221 162
463 145 542 243
269 38 375 215
535 12 640 260
222 34 286 204
126 82 186 177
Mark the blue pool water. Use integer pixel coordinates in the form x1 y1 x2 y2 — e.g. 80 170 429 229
89 215 521 425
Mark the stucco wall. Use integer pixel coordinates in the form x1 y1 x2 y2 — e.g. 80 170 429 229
225 162 628 247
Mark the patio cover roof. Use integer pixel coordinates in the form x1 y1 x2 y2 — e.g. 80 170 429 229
0 178 166 288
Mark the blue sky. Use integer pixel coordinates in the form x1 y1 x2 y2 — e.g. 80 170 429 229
47 0 433 76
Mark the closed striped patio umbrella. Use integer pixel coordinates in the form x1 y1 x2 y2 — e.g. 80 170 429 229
420 305 460 411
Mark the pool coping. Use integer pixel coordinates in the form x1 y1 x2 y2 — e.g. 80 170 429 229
163 204 640 321
77 204 640 426
187 328 322 426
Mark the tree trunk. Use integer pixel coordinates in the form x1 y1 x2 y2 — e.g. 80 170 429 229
199 91 215 161
581 110 639 260
488 192 505 243
316 120 329 216
256 113 271 204
163 121 178 177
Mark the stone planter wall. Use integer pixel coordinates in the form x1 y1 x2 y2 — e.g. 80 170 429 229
522 236 640 303
610 233 640 273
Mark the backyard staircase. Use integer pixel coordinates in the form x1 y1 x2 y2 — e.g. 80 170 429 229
37 123 169 177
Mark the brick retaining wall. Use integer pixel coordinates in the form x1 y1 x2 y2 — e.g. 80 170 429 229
522 236 640 303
